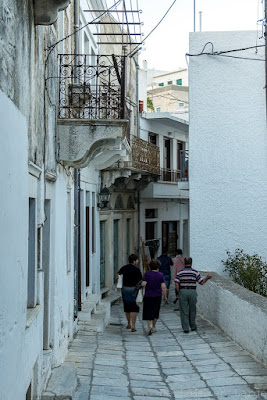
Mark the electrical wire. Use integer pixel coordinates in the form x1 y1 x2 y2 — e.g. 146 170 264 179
186 42 265 62
127 0 177 57
149 93 189 103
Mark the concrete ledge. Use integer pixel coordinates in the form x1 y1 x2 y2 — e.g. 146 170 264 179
197 272 267 365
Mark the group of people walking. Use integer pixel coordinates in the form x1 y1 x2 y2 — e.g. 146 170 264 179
117 250 212 335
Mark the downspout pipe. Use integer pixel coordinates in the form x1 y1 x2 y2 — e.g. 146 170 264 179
132 54 141 267
74 0 80 317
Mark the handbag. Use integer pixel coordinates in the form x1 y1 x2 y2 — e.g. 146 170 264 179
136 287 143 303
117 274 123 289
133 280 143 297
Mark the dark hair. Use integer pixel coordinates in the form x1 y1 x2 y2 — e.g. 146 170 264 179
129 254 138 264
149 259 161 270
184 257 192 266
176 249 183 255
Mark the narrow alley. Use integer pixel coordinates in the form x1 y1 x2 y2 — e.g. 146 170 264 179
48 290 267 400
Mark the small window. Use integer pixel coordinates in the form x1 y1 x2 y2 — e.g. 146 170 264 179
156 107 161 113
158 83 164 87
148 133 157 145
145 209 158 219
178 102 184 107
167 80 173 85
176 79 182 86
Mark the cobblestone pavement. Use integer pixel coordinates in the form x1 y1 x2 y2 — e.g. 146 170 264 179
69 292 267 400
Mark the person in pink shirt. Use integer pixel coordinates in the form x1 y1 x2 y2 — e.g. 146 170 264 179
172 249 184 304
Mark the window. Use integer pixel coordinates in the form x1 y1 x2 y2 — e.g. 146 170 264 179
178 102 184 107
177 141 184 171
28 198 37 308
43 199 51 350
126 219 131 261
148 133 157 145
92 192 95 253
167 80 173 85
66 191 71 272
113 219 119 275
158 83 164 87
145 209 157 219
156 107 161 113
86 191 90 286
145 222 156 240
176 79 182 85
164 138 171 169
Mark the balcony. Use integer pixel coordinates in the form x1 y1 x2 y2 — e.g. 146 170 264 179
57 54 128 168
102 135 160 190
160 168 180 183
159 150 189 184
140 150 189 199
129 136 160 175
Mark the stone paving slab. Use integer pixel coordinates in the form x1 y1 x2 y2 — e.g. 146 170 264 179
50 289 267 400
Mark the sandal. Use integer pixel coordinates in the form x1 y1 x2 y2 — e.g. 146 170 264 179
131 327 136 332
126 324 131 329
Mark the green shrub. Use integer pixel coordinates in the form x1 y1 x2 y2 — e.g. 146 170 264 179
147 98 154 112
222 249 267 297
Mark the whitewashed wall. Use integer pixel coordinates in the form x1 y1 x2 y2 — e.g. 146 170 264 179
197 272 267 364
189 31 266 274
0 90 33 399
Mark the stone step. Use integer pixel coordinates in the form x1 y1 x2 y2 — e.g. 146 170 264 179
41 365 77 400
78 302 110 332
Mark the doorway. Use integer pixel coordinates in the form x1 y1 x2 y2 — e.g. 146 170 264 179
162 221 178 256
100 221 105 288
113 219 119 279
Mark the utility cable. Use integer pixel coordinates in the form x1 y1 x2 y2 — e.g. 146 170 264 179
186 43 265 58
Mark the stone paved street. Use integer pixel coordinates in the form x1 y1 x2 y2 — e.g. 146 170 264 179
69 292 267 400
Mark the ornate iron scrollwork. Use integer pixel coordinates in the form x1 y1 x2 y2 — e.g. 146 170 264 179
58 54 126 120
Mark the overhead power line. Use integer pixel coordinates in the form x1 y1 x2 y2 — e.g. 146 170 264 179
186 42 265 61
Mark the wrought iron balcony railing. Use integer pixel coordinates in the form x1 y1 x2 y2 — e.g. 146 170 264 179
160 150 189 183
58 54 126 120
129 135 160 175
160 168 181 182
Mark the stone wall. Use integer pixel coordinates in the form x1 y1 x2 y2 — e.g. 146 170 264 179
197 272 267 365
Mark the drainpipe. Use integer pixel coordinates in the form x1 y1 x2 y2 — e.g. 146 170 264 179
74 0 80 317
132 55 141 266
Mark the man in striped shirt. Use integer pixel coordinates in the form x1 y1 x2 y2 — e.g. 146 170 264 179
175 257 212 333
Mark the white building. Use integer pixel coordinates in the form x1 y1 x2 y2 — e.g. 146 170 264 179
0 2 76 399
189 31 266 274
0 1 148 398
139 64 190 258
146 68 189 115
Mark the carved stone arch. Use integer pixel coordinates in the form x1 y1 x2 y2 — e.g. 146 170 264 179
114 194 124 210
127 195 135 210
